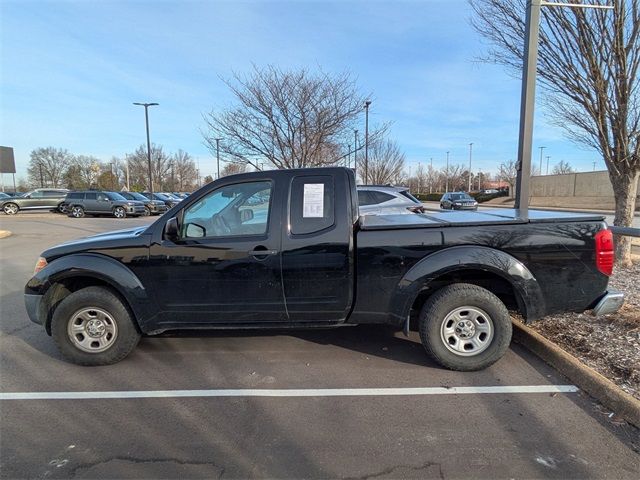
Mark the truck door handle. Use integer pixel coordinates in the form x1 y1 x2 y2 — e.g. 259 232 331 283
248 247 278 258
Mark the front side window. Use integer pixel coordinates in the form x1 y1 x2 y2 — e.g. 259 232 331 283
181 181 272 239
85 193 97 200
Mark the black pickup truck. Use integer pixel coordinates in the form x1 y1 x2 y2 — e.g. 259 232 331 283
24 167 624 370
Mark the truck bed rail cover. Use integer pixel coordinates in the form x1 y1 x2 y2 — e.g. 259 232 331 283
358 209 605 230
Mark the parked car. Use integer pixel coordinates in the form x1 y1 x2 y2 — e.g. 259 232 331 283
25 167 622 370
1 188 69 215
141 192 181 208
357 185 424 215
64 191 146 218
119 191 167 216
0 192 10 199
482 189 499 194
440 192 478 210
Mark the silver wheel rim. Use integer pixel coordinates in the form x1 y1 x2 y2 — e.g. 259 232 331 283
440 306 494 357
114 207 125 218
72 207 83 217
67 307 118 353
4 204 17 215
143 207 150 216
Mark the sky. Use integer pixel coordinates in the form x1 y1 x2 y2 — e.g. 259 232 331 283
0 0 605 183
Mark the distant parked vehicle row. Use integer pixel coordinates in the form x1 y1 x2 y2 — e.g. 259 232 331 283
0 188 190 217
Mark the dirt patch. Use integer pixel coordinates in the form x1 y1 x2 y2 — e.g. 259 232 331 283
528 262 640 400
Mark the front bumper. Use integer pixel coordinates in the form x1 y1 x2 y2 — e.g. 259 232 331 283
126 206 147 216
149 203 168 213
24 294 43 325
591 289 625 316
453 204 478 210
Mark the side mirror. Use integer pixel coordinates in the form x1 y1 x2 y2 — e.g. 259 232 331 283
185 223 206 238
164 217 180 242
240 208 254 223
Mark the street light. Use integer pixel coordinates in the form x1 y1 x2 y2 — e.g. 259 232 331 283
468 143 473 192
538 146 546 175
364 100 371 184
215 138 222 179
133 102 159 194
354 129 359 179
546 155 551 175
445 151 450 193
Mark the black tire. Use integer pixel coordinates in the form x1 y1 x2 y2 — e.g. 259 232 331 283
418 283 512 371
143 206 151 217
69 205 84 218
51 286 140 366
3 202 19 215
113 206 126 219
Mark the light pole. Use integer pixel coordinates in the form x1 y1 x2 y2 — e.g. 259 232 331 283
593 161 597 171
538 146 545 175
354 130 358 180
468 143 473 192
125 158 130 191
215 138 222 179
445 151 450 193
430 157 433 193
546 155 550 175
364 100 371 184
133 102 159 194
110 161 116 190
514 0 612 217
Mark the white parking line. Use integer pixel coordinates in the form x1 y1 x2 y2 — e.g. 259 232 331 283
0 385 578 400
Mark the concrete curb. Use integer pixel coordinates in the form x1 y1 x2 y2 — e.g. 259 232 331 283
0 230 12 239
512 320 640 428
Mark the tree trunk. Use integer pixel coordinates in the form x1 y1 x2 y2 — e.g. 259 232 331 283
611 170 639 267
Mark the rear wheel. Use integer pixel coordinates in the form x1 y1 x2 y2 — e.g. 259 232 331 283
143 206 151 216
3 203 18 215
51 286 140 365
419 283 512 371
113 206 126 218
70 206 84 218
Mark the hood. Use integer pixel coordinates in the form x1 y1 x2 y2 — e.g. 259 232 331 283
42 225 151 260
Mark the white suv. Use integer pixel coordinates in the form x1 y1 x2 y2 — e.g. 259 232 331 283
357 185 424 215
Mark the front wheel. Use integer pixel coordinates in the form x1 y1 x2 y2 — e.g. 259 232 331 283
51 286 141 365
143 206 151 216
113 206 126 218
3 203 19 215
419 283 512 371
69 206 84 218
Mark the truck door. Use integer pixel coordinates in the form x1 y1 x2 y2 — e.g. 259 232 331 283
146 178 287 325
281 172 355 322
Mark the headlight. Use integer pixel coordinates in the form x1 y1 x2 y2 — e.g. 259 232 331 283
127 202 134 206
453 202 461 205
34 257 48 274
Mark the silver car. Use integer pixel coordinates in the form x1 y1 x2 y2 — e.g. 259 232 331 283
357 185 425 215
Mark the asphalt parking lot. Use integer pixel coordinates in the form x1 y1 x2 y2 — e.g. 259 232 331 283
1 213 639 479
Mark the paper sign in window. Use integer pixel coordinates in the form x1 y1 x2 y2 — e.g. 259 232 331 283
303 183 324 218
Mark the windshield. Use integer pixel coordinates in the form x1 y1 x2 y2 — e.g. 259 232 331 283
451 194 473 201
106 192 127 201
128 192 148 201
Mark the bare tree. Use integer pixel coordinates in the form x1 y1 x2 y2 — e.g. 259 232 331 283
471 0 640 264
202 65 372 170
171 150 198 191
498 160 518 197
359 139 405 185
125 144 171 191
64 155 102 189
28 147 73 188
552 160 575 175
220 162 247 177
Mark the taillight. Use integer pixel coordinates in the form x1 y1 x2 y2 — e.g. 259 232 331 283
407 206 425 213
595 229 614 276
34 257 48 274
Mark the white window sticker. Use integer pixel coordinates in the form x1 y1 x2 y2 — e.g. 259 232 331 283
303 183 324 218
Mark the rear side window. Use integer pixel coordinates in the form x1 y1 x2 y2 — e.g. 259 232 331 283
290 175 335 235
371 191 395 204
399 190 421 204
67 192 84 199
358 191 375 206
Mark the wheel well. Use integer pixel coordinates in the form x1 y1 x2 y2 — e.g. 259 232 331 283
41 276 140 335
408 269 525 330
